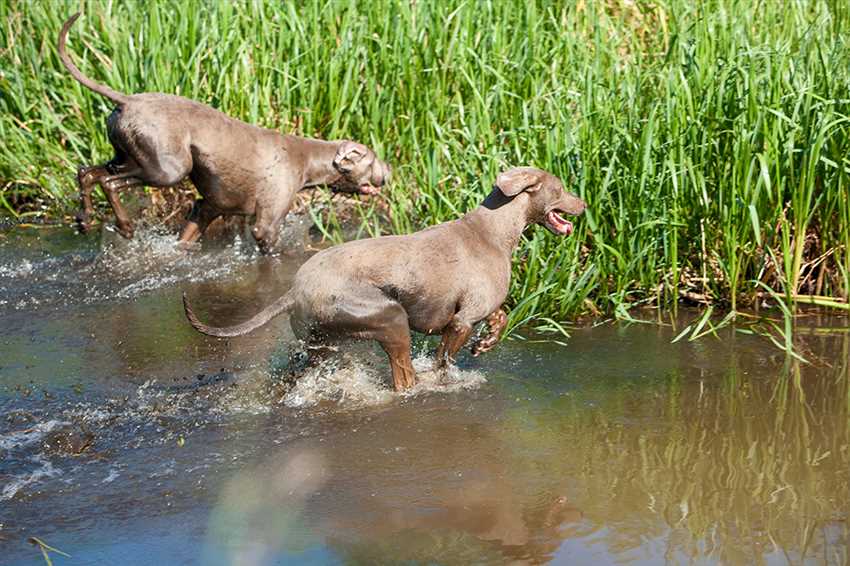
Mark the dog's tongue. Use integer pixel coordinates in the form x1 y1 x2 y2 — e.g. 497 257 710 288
547 211 573 236
359 184 380 195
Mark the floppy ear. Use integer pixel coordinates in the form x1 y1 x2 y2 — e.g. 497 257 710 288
495 168 543 197
334 141 369 172
370 159 392 185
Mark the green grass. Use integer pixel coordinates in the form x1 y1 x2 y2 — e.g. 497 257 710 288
2 0 849 327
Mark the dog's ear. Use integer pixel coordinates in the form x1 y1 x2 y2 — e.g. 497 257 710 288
334 141 370 172
495 168 544 197
369 159 391 186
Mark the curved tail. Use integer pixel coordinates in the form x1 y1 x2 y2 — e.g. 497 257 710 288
183 291 294 338
58 13 129 105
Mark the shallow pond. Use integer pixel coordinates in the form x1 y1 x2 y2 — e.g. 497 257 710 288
1 225 848 565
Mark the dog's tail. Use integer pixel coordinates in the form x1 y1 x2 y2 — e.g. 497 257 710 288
183 291 295 338
58 13 129 105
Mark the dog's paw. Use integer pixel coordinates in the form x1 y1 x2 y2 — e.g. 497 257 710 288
470 338 497 357
75 212 92 234
175 240 202 253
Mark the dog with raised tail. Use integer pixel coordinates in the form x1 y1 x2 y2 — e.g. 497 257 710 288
58 13 390 252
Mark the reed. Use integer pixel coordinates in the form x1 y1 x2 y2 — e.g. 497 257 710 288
512 349 850 563
2 0 849 327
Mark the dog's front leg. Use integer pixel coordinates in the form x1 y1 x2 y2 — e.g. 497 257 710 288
471 308 508 357
252 187 295 254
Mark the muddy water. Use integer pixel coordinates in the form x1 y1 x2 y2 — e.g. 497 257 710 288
1 225 848 565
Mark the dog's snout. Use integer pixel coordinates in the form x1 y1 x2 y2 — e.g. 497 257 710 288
562 192 586 215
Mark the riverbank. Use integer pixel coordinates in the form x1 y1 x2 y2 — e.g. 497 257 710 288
2 0 849 325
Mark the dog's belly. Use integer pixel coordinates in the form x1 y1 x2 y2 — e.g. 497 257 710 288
189 160 258 214
405 301 456 335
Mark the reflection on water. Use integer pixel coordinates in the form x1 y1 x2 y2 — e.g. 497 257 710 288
0 227 848 565
539 356 849 565
198 348 850 566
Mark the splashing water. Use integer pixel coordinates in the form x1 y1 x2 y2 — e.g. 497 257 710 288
283 351 487 408
1 454 62 501
0 419 71 452
93 227 260 301
0 226 261 311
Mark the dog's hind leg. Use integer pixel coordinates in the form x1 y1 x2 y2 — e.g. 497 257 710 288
326 290 417 391
381 333 416 391
76 165 109 233
99 166 145 239
282 342 336 378
75 157 143 238
365 305 417 391
178 199 222 245
100 125 192 239
436 316 474 369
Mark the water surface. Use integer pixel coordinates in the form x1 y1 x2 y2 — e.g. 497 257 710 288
1 226 848 565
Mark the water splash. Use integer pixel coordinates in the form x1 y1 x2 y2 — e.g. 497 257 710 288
0 419 71 451
407 355 488 395
0 226 259 311
283 352 486 408
93 227 259 299
1 454 62 501
0 258 35 278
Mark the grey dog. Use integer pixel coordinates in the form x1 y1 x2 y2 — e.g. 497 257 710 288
58 13 390 252
184 167 586 390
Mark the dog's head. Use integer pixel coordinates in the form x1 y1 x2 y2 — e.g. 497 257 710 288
331 141 391 196
494 167 586 236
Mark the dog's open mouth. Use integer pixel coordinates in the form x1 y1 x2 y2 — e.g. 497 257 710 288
545 210 574 236
358 184 381 196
